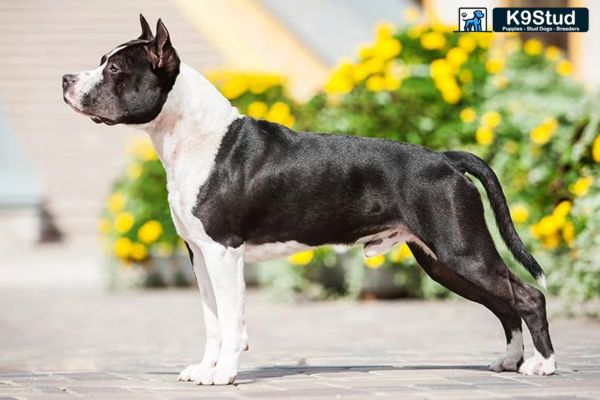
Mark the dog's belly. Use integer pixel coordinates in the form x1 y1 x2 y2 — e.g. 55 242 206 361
243 227 436 263
244 241 313 263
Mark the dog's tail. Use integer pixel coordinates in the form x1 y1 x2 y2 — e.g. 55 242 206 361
443 151 546 288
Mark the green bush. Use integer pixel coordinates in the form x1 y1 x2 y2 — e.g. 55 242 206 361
295 21 599 300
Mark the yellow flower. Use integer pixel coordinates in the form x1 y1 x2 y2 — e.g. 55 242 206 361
408 23 427 39
545 45 562 61
440 83 461 104
475 126 495 146
375 22 394 42
524 38 543 56
403 7 420 23
362 57 386 76
325 75 353 95
246 101 268 119
114 212 134 233
562 222 575 244
390 243 412 263
219 76 247 99
352 63 370 82
421 32 446 50
569 176 593 197
127 163 142 180
485 58 504 74
266 102 293 126
358 45 374 60
283 115 295 128
130 243 149 261
458 35 477 53
364 254 385 269
542 234 560 250
114 237 133 259
107 193 126 213
537 215 559 236
476 34 493 49
481 111 502 128
530 117 558 145
143 147 158 161
530 224 541 239
430 59 453 79
555 59 573 76
510 204 529 224
431 23 453 33
138 220 163 244
248 74 284 94
459 107 476 123
98 218 111 234
383 74 401 91
553 200 572 219
325 62 354 95
129 136 157 161
446 47 468 68
366 75 385 92
288 250 314 266
593 135 600 163
374 38 401 59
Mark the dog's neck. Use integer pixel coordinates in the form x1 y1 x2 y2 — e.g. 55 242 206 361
137 63 240 167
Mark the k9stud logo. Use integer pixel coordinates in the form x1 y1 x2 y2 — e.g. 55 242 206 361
492 8 589 32
456 8 491 32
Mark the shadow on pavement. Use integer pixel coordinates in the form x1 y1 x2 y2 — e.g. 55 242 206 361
234 364 488 381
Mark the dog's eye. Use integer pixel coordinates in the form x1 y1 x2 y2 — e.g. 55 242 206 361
108 63 120 74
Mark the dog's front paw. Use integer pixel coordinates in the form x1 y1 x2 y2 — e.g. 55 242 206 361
519 353 556 376
212 359 238 385
178 363 215 384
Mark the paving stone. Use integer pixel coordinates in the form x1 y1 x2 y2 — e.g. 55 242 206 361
1 288 600 399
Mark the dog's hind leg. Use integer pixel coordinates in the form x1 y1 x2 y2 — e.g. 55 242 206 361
408 244 524 372
438 249 555 375
412 173 555 375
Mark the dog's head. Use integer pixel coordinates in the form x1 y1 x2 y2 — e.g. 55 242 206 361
473 10 485 19
62 15 180 125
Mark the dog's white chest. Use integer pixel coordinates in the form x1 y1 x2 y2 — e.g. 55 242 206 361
164 154 212 242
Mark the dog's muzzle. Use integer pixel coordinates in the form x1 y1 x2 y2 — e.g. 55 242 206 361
62 74 78 90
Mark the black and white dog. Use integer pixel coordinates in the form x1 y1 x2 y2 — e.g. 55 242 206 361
63 16 556 384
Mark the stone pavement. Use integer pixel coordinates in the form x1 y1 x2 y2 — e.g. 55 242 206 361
1 288 599 399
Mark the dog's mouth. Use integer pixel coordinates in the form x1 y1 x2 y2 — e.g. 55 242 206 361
63 96 117 125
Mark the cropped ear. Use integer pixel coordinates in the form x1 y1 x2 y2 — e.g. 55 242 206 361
138 14 154 41
147 19 179 72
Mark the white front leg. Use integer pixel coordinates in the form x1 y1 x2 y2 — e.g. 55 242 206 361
178 245 222 384
201 241 246 385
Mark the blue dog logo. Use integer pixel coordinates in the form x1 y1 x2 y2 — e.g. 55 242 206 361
456 8 489 32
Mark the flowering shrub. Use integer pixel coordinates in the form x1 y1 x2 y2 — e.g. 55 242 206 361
100 72 297 274
99 139 175 264
294 16 599 299
206 71 297 127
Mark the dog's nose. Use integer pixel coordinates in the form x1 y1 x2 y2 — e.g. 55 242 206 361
62 74 78 89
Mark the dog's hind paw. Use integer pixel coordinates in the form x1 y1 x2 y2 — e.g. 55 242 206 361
489 355 522 372
519 352 556 376
178 364 215 384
